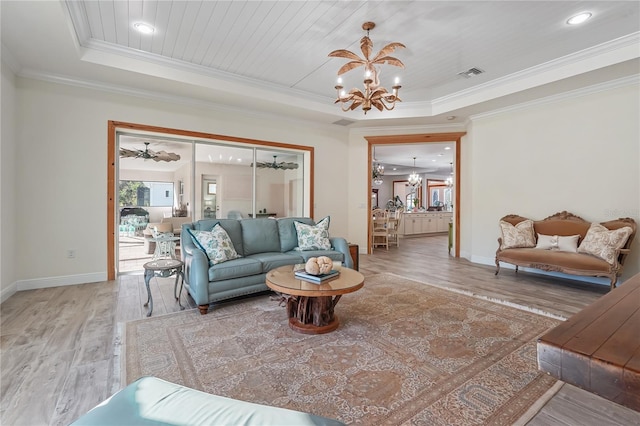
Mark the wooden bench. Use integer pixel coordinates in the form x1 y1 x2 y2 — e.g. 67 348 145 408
537 272 640 410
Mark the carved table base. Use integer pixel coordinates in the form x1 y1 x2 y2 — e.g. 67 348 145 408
285 295 342 334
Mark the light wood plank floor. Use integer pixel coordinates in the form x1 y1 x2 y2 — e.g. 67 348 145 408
1 235 638 425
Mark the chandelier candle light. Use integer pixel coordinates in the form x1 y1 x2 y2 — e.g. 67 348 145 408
329 22 405 114
408 157 422 187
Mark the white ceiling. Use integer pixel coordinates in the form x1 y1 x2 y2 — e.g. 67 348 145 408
2 1 639 171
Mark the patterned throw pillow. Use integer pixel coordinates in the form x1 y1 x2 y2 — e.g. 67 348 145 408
499 219 536 249
187 224 241 266
294 216 331 251
577 223 633 265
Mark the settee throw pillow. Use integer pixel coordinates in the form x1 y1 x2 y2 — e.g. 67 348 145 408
577 223 633 265
535 234 580 252
294 216 331 251
499 219 536 249
187 224 241 266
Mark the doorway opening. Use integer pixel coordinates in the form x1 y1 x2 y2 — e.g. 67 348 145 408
365 132 465 256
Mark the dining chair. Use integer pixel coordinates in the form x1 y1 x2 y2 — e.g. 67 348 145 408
388 211 400 247
371 209 389 250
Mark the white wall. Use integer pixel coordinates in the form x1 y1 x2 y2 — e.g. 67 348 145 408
464 81 640 282
347 80 639 285
1 60 18 302
9 76 349 292
3 70 639 296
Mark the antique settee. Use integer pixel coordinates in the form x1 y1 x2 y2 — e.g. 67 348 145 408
181 217 353 314
495 211 636 290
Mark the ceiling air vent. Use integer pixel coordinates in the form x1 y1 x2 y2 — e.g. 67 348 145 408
332 119 355 126
457 67 484 78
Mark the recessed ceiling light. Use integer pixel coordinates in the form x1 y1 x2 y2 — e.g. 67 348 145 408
444 147 451 150
133 22 155 34
567 12 592 25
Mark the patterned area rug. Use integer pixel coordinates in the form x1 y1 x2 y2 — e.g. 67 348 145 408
124 273 560 425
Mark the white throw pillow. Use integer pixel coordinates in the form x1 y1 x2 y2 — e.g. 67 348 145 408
577 223 633 265
535 234 580 252
294 216 331 251
187 224 241 266
499 220 536 249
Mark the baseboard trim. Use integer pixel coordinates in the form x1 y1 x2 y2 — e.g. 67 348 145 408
1 281 18 304
16 272 108 292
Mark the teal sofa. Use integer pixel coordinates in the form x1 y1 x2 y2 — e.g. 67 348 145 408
181 217 354 314
71 376 345 425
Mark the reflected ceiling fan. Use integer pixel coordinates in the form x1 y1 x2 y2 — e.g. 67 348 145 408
254 155 299 170
119 142 180 162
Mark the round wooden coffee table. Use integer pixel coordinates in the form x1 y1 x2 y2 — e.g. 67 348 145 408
266 265 365 334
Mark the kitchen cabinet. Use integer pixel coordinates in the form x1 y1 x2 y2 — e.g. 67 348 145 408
400 212 452 235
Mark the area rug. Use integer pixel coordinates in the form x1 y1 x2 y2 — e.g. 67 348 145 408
124 273 560 425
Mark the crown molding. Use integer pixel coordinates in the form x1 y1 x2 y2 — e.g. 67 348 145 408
432 32 640 115
470 74 639 121
15 68 345 132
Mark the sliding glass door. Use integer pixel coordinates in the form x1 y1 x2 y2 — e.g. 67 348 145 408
115 129 308 275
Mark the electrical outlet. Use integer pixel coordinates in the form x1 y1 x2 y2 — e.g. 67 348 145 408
67 249 76 259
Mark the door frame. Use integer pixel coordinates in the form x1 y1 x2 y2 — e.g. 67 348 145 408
365 132 465 256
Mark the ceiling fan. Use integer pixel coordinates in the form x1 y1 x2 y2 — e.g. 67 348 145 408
119 142 180 162
254 155 299 170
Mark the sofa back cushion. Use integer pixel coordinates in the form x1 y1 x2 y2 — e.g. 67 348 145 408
277 217 315 252
241 218 281 255
193 219 244 256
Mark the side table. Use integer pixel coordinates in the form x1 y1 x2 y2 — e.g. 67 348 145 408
142 259 185 317
348 243 359 271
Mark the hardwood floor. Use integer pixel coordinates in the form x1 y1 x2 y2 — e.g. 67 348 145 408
1 234 638 425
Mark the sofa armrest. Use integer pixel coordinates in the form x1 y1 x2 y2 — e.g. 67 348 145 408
181 231 210 306
330 237 353 269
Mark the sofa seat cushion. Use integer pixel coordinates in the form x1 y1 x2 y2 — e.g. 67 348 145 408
70 376 345 426
209 258 263 282
288 249 344 265
498 248 611 273
246 252 305 273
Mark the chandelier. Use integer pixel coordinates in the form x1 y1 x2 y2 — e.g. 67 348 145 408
408 157 422 187
329 22 405 114
445 162 454 187
372 146 384 186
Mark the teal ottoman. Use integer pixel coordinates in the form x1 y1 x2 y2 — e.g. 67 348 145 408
71 376 345 426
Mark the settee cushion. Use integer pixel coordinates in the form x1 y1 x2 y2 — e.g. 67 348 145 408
241 219 281 255
246 252 304 273
500 219 536 249
277 217 315 252
294 216 331 250
578 223 634 265
500 248 611 273
209 258 263 282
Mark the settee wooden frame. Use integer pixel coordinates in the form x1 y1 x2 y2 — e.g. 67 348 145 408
495 211 636 290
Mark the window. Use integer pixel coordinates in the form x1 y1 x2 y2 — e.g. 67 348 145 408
119 180 174 207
